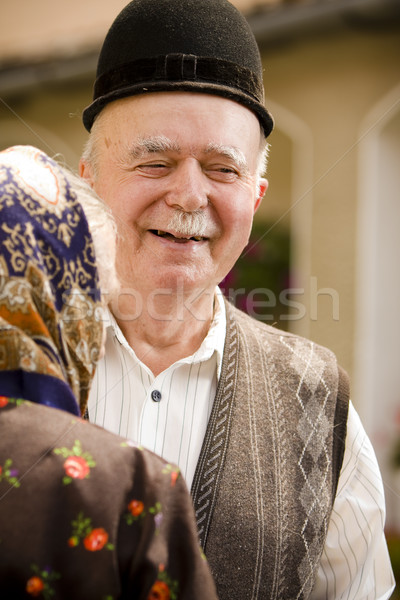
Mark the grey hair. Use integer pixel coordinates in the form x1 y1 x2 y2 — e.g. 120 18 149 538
256 134 270 196
81 121 103 179
57 164 120 301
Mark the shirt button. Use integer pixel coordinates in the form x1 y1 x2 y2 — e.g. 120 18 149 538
151 389 162 402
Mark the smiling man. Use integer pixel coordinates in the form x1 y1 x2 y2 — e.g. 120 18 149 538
81 92 267 375
80 1 394 598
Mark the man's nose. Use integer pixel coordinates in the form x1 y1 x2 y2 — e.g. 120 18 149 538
165 159 209 211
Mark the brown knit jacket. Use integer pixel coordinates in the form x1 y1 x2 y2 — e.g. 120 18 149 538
191 301 349 600
0 401 218 600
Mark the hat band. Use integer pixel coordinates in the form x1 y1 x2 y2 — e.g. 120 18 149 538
94 53 264 104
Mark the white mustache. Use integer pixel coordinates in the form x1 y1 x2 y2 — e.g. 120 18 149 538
165 210 207 237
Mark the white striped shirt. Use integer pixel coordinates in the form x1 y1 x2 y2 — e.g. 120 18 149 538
89 293 226 486
88 294 395 599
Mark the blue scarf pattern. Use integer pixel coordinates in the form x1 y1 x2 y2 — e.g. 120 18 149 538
0 146 103 415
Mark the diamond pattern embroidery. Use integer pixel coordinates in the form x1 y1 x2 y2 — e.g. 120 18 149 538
281 336 333 598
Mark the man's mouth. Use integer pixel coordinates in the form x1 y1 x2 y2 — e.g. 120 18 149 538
149 229 206 243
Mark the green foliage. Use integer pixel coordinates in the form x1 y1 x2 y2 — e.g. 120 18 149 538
220 221 291 328
386 532 400 598
392 437 400 470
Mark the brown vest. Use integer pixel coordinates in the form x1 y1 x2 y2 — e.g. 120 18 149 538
191 301 349 600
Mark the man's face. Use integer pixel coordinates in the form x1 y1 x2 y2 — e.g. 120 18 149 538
80 92 267 298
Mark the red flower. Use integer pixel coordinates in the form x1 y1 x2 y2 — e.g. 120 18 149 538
170 470 179 487
68 536 79 547
128 499 144 517
64 456 90 479
0 396 9 408
147 580 170 600
26 576 44 596
83 528 108 551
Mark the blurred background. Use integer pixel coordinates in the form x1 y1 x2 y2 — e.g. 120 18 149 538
1 0 399 577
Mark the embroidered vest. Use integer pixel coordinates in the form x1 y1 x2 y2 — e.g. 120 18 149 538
191 301 349 600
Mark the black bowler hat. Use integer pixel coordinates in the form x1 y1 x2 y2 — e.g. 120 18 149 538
82 0 274 137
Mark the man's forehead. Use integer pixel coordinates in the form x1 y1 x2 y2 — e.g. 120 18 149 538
95 93 263 169
100 91 260 133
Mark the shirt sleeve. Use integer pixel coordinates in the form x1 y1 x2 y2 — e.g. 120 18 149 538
310 402 395 599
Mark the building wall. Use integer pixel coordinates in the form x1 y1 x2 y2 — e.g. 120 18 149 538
259 24 399 373
257 24 400 527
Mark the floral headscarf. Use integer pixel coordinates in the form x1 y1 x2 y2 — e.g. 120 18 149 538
0 146 104 415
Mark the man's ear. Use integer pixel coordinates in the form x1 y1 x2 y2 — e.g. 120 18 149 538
79 158 94 187
254 178 268 213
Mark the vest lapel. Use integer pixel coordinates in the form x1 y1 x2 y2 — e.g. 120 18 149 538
191 309 239 548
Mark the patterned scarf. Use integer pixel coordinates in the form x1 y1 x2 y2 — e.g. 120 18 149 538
0 146 103 415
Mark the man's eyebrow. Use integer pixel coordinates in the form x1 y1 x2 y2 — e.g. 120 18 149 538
126 138 249 173
204 143 249 173
128 136 181 159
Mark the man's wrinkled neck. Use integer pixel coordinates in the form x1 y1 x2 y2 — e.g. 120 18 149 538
109 284 217 375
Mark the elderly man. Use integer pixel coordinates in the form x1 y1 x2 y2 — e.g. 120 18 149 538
80 0 395 598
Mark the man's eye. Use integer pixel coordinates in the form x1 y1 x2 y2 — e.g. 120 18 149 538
141 163 167 169
136 163 169 175
207 166 239 181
